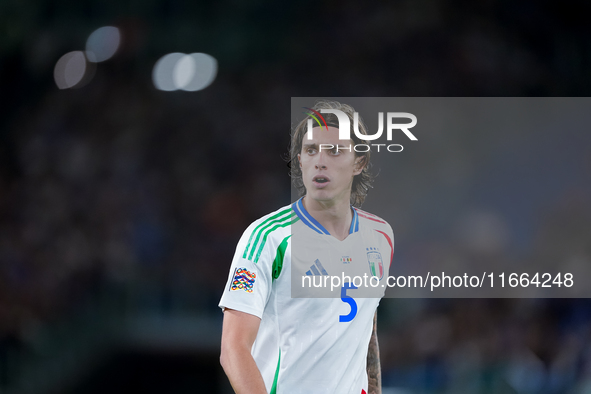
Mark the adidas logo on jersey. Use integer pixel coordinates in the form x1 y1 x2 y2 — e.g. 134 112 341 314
305 259 328 276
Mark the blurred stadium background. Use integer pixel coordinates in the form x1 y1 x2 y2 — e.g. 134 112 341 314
1 1 591 393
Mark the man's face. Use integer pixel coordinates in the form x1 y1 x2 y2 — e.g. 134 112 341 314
298 126 364 205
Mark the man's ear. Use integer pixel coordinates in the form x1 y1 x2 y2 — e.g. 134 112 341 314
354 156 366 175
297 153 301 168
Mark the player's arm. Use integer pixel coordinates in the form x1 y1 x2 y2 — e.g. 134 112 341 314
367 311 382 394
220 308 267 394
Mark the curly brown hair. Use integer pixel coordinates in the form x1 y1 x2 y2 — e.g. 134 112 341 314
288 100 374 207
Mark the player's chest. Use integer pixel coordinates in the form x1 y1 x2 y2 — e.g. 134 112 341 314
291 232 387 281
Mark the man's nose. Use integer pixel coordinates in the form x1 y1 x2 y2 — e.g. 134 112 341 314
315 151 327 169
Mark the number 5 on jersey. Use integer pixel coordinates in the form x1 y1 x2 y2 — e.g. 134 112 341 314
339 283 358 322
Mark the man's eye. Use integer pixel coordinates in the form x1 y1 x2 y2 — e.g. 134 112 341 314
330 149 340 155
307 148 317 154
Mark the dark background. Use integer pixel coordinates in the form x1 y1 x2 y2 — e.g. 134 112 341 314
1 1 591 393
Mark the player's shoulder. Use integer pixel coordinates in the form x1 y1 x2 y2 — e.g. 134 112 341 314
240 203 293 244
247 203 293 230
238 203 293 264
354 207 393 233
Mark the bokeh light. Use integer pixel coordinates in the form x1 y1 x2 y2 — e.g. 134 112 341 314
85 26 120 63
181 53 217 91
173 55 196 90
152 52 185 91
54 51 88 89
153 52 218 91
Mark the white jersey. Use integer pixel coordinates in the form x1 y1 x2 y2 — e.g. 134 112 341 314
219 198 394 394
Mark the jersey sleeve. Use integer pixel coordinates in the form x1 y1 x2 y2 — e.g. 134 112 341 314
218 220 276 319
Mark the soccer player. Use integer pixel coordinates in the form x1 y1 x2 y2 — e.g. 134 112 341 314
219 100 393 394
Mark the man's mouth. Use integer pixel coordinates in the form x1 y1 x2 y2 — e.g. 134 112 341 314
312 175 330 186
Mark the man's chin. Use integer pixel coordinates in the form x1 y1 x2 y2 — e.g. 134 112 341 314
305 191 335 204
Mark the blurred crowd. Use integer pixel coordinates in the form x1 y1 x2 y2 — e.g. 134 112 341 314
380 298 591 393
1 0 591 392
0 66 294 388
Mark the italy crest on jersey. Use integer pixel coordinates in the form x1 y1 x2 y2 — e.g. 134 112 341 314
366 247 384 280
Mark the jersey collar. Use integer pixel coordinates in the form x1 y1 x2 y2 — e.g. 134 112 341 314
292 197 359 235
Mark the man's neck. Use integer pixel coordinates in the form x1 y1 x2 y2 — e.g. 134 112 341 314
302 195 353 241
